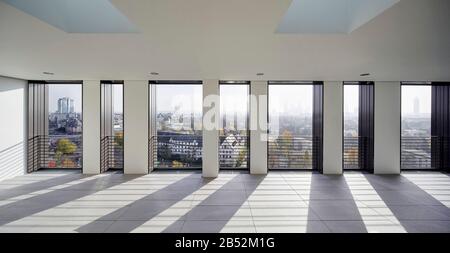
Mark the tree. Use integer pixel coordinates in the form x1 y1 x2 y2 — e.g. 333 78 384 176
55 138 77 167
172 160 183 168
347 147 359 168
279 130 294 167
114 131 124 148
235 149 247 168
304 150 312 168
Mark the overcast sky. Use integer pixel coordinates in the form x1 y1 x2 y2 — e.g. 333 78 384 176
156 85 203 114
48 84 82 113
269 85 313 116
402 85 431 115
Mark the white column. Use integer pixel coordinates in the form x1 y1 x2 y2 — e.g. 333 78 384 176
124 80 148 174
323 81 343 174
250 81 268 174
374 82 401 174
202 79 219 178
82 80 100 174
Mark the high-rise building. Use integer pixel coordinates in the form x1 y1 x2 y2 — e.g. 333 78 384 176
57 97 74 114
413 96 420 114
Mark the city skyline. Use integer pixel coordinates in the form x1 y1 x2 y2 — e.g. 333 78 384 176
402 85 431 115
48 84 82 113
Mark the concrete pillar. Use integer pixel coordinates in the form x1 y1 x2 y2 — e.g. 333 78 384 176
250 81 268 174
374 82 401 174
202 79 219 178
323 81 343 174
82 80 101 174
124 80 148 174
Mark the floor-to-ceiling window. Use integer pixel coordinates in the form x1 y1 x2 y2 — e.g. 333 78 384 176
268 83 314 170
150 81 203 169
47 83 83 169
101 81 123 172
343 84 360 169
219 81 249 169
342 82 374 172
401 84 432 169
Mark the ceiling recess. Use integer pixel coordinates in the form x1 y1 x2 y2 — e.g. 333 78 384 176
276 0 400 34
1 0 139 33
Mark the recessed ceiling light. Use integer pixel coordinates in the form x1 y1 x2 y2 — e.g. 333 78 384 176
43 72 54 75
360 73 370 77
256 73 265 76
150 72 159 76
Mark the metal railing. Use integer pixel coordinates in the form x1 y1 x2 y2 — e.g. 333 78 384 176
268 135 315 170
101 135 124 172
27 135 82 172
219 134 249 169
401 136 435 169
149 134 203 169
343 136 368 170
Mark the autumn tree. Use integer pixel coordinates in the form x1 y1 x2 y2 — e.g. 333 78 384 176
55 138 77 167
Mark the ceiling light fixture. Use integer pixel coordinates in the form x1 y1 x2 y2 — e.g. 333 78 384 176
150 72 159 76
43 72 54 75
360 73 370 77
256 73 265 76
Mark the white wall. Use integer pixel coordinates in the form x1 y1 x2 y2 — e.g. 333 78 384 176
202 79 219 178
323 81 343 174
374 81 401 174
82 80 100 174
0 76 27 181
123 80 148 174
250 81 268 174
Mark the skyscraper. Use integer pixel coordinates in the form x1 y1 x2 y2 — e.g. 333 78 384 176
57 97 74 114
413 96 420 114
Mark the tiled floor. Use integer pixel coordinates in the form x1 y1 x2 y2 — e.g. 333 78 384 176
0 170 449 233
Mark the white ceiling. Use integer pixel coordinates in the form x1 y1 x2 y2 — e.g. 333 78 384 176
0 0 449 81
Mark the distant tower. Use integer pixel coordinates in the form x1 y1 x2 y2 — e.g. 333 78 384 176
413 97 420 114
58 97 74 113
69 99 74 113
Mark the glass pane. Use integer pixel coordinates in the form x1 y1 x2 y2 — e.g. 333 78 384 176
112 84 123 169
48 84 82 168
268 85 313 169
154 84 203 169
343 85 360 169
112 84 123 136
219 85 249 169
401 85 432 169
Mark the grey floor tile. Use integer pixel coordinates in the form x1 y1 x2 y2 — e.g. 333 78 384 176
181 220 227 233
185 205 246 221
308 200 364 221
117 201 180 220
143 190 196 201
308 189 354 200
76 221 115 233
104 220 146 233
218 182 246 191
388 205 450 220
0 171 450 233
324 221 368 233
306 221 331 233
400 220 450 233
161 220 185 233
198 190 248 205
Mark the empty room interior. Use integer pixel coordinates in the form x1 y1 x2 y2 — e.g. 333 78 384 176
1 0 450 234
